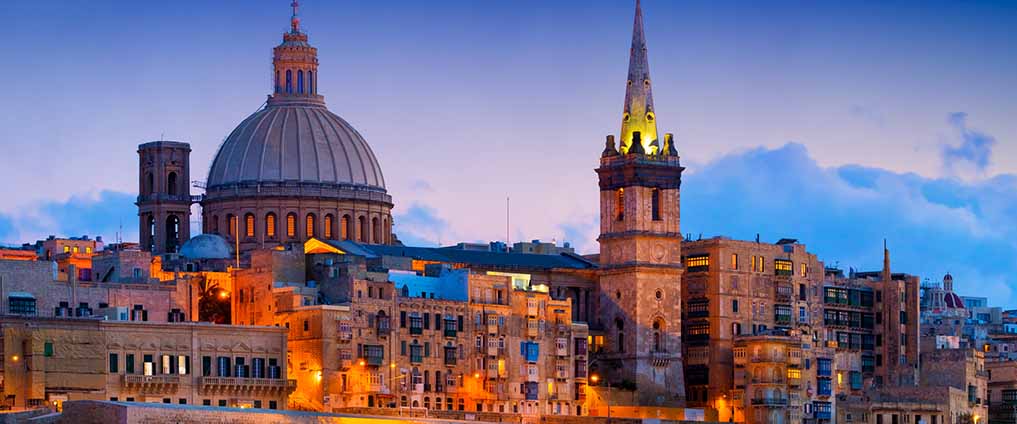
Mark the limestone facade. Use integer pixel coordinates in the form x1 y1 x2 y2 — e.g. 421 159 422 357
0 316 292 410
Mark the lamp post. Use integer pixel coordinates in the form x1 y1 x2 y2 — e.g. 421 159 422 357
590 373 610 423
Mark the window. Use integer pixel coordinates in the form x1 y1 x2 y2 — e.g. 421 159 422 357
324 215 334 239
265 213 276 238
685 254 710 272
8 295 36 315
358 216 367 242
227 214 236 237
162 355 172 374
341 215 351 240
44 342 53 357
651 188 661 221
286 213 297 238
373 217 381 244
285 70 292 93
306 214 316 238
732 299 739 313
109 353 119 373
774 259 793 276
177 356 188 375
297 70 304 94
800 263 808 277
245 213 255 238
143 354 155 376
731 253 738 270
615 188 624 221
126 354 135 374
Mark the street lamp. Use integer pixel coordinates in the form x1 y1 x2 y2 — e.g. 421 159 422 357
590 373 610 422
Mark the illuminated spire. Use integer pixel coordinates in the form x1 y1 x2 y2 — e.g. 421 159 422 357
620 0 658 155
290 0 301 33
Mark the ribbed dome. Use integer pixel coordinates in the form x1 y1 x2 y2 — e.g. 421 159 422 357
206 98 385 190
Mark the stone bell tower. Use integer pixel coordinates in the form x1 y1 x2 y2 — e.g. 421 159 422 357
137 141 192 254
594 0 686 406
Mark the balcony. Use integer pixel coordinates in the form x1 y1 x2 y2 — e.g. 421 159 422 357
775 284 793 303
527 303 539 317
121 375 180 393
487 345 499 356
198 377 296 394
788 377 801 387
751 398 788 406
340 359 352 370
409 326 423 335
366 355 385 367
487 323 499 334
444 329 457 338
487 368 500 379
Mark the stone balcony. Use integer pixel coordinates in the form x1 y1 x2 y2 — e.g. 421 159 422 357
121 375 180 393
198 377 296 395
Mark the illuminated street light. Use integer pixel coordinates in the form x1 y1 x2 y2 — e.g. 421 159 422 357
358 359 366 367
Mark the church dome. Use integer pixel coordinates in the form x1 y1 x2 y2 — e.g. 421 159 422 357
180 233 233 260
205 97 385 190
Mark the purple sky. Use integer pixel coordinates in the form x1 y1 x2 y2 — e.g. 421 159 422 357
1 1 1015 305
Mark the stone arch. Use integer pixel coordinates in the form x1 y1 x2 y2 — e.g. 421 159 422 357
167 171 178 196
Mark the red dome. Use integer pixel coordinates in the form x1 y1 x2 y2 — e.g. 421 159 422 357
945 292 965 309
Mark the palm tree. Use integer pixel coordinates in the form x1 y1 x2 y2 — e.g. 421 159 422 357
195 275 231 324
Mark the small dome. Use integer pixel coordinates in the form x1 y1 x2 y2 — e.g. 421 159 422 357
944 273 954 282
945 292 966 309
180 234 233 260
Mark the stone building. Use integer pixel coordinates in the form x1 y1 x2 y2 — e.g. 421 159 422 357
592 0 686 408
988 360 1017 423
232 241 590 417
680 237 824 410
131 2 394 257
0 315 293 410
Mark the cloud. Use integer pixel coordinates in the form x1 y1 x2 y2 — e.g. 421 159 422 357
558 215 598 254
393 203 450 247
942 112 996 174
0 190 138 245
680 142 1017 306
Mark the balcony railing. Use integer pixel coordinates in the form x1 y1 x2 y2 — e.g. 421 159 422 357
750 398 788 406
121 375 180 392
199 377 296 393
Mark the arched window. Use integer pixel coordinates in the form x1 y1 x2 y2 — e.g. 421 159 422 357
383 218 390 244
167 172 178 196
266 213 277 239
341 215 351 240
166 215 180 252
285 70 292 94
306 213 316 238
652 319 664 352
286 213 297 238
297 70 304 94
615 318 625 353
358 216 367 242
275 70 280 93
615 188 624 221
372 217 380 244
308 71 314 94
244 213 255 238
145 172 154 195
651 188 661 221
324 214 334 239
212 215 219 234
147 215 156 251
226 214 236 237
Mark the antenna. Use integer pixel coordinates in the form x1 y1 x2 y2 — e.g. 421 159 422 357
506 196 510 247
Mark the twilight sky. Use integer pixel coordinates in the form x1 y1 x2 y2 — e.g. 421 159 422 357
1 1 1016 305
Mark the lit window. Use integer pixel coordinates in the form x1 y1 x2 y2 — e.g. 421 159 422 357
685 254 710 272
227 215 236 237
63 246 70 253
245 214 255 238
305 214 316 238
286 214 296 238
775 259 793 276
324 215 333 239
731 253 738 270
266 213 276 238
800 263 808 277
341 215 350 240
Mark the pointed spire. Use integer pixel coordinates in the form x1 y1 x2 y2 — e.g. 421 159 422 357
620 0 658 155
290 0 301 33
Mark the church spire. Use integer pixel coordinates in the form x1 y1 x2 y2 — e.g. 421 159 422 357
620 0 658 155
270 0 321 103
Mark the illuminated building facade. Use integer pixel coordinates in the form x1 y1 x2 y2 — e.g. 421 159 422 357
232 241 589 416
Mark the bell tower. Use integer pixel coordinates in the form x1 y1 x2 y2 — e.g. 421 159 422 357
137 141 192 254
595 0 686 406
